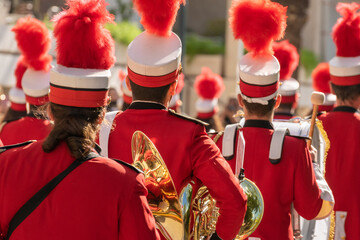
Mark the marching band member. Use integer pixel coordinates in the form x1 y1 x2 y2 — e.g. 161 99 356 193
99 0 247 239
194 67 225 132
0 0 159 239
318 3 360 239
118 69 133 111
0 57 27 126
312 62 336 113
169 72 184 113
0 17 52 145
273 40 300 120
214 0 334 239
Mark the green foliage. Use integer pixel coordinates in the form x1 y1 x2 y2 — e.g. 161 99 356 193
106 22 142 46
42 16 54 31
300 49 319 77
186 34 224 61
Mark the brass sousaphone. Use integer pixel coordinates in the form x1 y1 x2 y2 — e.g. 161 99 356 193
131 131 264 239
132 130 183 240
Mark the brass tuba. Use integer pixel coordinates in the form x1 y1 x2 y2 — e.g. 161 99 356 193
131 130 264 240
180 171 264 240
132 130 183 240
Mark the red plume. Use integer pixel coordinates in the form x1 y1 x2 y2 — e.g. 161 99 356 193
229 0 287 56
12 16 52 71
194 67 224 99
312 62 331 94
53 0 115 69
332 2 360 57
14 56 27 89
176 73 185 94
273 40 299 80
133 0 185 37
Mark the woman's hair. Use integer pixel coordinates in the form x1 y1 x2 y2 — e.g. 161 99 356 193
42 102 105 159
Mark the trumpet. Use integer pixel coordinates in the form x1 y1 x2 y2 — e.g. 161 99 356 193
131 130 264 240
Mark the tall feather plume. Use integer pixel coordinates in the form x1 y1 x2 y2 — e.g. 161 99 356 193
332 2 360 57
12 16 52 71
229 0 287 56
133 0 185 37
273 40 299 80
53 0 115 69
194 67 224 99
14 56 27 89
312 63 331 94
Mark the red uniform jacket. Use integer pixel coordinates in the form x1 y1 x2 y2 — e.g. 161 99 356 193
0 115 52 145
319 106 360 240
106 101 247 240
216 120 323 240
0 141 159 240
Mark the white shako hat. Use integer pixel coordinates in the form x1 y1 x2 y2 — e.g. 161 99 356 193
329 3 360 86
229 0 288 105
273 40 300 104
8 57 27 111
50 0 115 108
127 0 185 88
12 16 52 106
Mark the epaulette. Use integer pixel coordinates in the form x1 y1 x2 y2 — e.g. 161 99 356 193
0 140 35 154
111 158 143 174
168 109 209 126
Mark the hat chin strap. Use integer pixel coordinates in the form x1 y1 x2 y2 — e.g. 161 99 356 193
239 89 278 105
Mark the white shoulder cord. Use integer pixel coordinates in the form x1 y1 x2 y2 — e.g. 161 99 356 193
235 130 245 177
99 111 119 158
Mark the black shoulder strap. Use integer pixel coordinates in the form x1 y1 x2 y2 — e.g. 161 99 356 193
4 151 99 240
0 141 35 154
111 158 143 174
168 109 209 126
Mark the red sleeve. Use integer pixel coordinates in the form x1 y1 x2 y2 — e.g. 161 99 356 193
191 125 247 240
293 139 323 220
119 173 160 240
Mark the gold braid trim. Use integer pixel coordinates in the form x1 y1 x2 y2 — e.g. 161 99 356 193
328 210 335 240
316 119 334 239
316 119 330 177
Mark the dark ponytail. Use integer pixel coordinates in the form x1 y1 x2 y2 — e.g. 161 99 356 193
42 103 105 159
